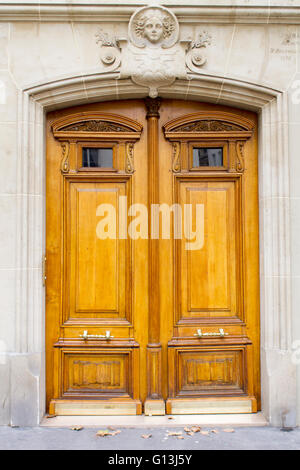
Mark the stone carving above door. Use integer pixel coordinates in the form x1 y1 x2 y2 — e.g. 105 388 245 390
128 5 179 49
95 4 211 98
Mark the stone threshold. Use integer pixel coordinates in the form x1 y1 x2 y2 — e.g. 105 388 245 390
41 412 268 428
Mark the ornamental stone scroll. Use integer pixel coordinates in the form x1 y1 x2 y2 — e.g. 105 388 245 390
95 4 212 98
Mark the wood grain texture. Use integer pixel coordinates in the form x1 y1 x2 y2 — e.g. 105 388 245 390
161 100 260 412
144 98 164 412
46 99 260 415
46 101 147 415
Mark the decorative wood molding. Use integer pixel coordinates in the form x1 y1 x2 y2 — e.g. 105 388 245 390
145 97 162 119
144 97 164 412
60 120 131 133
52 112 143 141
236 141 245 173
125 142 134 174
172 120 245 133
172 142 181 173
71 359 121 388
60 142 70 174
168 336 252 347
164 111 254 173
54 338 140 348
163 111 255 138
52 112 142 174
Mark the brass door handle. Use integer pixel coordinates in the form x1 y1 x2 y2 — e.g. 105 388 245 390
80 330 114 340
194 328 228 338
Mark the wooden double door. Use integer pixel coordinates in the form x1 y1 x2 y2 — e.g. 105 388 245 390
46 99 260 416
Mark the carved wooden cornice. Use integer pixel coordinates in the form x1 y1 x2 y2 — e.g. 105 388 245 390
51 112 143 142
164 111 255 174
51 111 143 174
164 111 255 140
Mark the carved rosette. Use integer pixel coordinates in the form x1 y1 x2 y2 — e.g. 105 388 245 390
185 31 212 72
95 30 121 71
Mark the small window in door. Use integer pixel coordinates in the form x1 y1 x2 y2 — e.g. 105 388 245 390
193 147 223 167
82 147 113 168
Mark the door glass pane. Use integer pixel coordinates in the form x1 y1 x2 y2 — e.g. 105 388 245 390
82 147 113 168
193 147 223 167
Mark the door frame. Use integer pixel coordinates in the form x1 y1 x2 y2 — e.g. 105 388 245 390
15 74 295 426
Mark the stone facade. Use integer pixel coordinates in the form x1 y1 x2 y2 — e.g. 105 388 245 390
0 0 300 426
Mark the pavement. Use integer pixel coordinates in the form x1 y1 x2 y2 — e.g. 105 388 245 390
0 425 299 450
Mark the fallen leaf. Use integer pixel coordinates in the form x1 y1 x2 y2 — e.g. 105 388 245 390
111 430 121 436
211 429 219 434
167 431 182 436
177 436 184 440
96 430 113 437
191 426 201 433
184 427 191 433
46 415 57 419
187 432 194 436
168 417 174 420
200 430 210 435
141 434 152 439
223 428 235 433
71 426 83 431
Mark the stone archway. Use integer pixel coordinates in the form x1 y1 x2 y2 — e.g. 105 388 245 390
14 73 295 426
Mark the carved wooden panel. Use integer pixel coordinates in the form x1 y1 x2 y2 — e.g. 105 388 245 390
72 359 121 388
171 346 247 398
172 120 245 133
163 111 254 135
64 177 132 323
52 112 143 135
62 349 134 398
60 120 132 133
175 176 243 323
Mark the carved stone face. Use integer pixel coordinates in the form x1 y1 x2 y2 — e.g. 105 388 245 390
144 16 164 44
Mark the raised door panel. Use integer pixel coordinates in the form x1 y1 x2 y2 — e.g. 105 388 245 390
162 102 259 415
177 347 246 396
64 178 132 324
166 342 255 414
175 177 243 323
46 101 148 415
62 349 134 398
